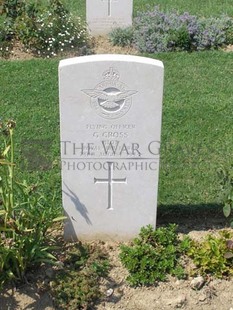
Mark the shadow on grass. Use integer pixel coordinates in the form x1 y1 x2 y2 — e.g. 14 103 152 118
157 203 228 232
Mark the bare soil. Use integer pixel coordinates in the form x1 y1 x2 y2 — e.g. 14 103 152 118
1 208 233 310
91 36 138 55
2 36 233 61
1 36 233 310
1 227 233 310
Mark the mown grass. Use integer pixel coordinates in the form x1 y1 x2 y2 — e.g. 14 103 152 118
0 0 232 211
0 59 61 199
64 0 86 19
133 0 233 17
155 51 233 206
64 0 233 18
0 51 232 208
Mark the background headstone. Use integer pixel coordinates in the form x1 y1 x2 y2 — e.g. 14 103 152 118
59 54 164 241
86 0 133 35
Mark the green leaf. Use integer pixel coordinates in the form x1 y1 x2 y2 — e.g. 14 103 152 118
52 216 66 222
223 204 231 217
22 228 34 232
0 159 14 166
0 227 14 232
2 145 11 157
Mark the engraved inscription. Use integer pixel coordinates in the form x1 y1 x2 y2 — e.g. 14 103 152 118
86 123 136 139
94 162 127 210
91 17 125 23
82 68 137 119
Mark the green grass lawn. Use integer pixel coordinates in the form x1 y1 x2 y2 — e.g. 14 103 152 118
0 0 232 213
64 0 233 18
155 51 233 206
0 51 232 208
133 0 233 17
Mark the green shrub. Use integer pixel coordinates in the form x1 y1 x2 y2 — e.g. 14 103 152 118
225 19 233 44
1 0 25 20
14 0 89 57
109 7 233 53
187 231 233 278
0 0 89 58
109 26 134 47
119 224 190 286
0 24 13 57
167 26 191 51
51 243 110 310
0 120 64 287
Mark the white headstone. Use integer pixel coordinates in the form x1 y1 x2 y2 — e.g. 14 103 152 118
59 54 164 241
86 0 133 35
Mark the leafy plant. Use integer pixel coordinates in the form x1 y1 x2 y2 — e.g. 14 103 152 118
218 165 233 227
1 0 25 20
0 0 26 40
187 231 233 278
110 7 233 53
51 243 110 310
119 224 190 286
193 16 233 50
0 22 14 57
0 0 89 58
14 0 89 57
109 26 134 47
0 120 64 287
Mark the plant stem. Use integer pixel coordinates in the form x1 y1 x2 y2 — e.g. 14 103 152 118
9 128 14 217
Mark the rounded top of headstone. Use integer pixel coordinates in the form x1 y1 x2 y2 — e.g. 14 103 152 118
59 55 164 69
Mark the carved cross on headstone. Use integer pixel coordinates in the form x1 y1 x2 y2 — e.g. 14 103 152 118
94 162 127 210
102 0 118 16
87 0 133 35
